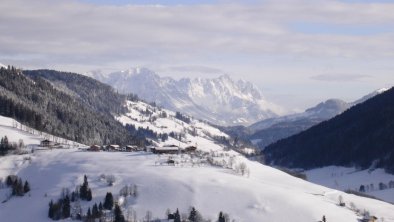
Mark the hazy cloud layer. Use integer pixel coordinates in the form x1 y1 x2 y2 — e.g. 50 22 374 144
1 0 394 65
311 74 371 82
0 0 393 109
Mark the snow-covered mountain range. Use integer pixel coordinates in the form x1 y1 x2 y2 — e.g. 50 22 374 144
88 68 283 126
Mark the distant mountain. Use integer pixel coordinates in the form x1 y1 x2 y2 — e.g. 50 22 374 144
250 99 349 132
248 99 349 149
264 87 394 174
248 89 388 149
88 68 283 126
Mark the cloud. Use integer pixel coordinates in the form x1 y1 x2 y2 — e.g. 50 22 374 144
0 0 394 111
310 74 371 82
1 0 394 72
166 65 225 74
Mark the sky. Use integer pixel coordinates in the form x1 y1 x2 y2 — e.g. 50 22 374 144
0 0 393 111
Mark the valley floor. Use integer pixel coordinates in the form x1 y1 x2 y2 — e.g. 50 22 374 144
305 166 394 204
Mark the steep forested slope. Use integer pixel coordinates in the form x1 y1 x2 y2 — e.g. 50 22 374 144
264 87 394 173
24 70 127 115
0 67 133 145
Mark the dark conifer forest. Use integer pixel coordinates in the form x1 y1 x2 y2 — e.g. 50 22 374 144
0 67 136 145
264 87 394 173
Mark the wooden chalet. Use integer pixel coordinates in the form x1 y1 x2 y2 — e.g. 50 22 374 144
107 144 120 151
126 145 139 152
40 139 54 148
88 145 101 151
184 146 197 153
152 145 180 154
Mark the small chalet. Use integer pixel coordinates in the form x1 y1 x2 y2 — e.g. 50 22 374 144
40 139 54 148
184 146 197 153
125 145 139 152
152 145 180 154
88 145 101 152
107 144 120 151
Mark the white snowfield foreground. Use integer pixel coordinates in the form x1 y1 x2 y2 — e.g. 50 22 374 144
1 149 394 222
1 114 394 222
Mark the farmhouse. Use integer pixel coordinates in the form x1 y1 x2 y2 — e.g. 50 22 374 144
88 145 101 152
184 146 197 153
126 145 140 152
152 145 180 154
40 139 55 148
107 144 120 151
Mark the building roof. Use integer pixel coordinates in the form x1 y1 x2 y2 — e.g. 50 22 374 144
154 147 180 151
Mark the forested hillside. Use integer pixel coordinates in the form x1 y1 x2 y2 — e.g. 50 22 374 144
264 87 394 173
0 67 134 145
24 70 127 115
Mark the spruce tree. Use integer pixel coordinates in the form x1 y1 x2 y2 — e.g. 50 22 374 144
87 188 92 201
80 175 88 200
189 207 203 222
218 211 225 222
189 207 197 222
62 195 71 218
6 175 14 186
92 203 99 218
87 207 92 220
103 192 114 210
24 180 30 193
98 202 103 212
174 208 181 222
114 204 125 222
17 178 24 196
71 191 76 202
48 200 54 219
79 175 92 201
98 202 103 217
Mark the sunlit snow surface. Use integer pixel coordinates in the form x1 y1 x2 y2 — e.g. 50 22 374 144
1 114 394 221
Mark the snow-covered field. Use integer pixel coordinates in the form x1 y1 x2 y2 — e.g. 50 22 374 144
1 150 394 221
1 114 394 222
305 166 394 203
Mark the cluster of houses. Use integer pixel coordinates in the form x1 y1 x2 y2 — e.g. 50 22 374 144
40 139 198 154
87 144 197 154
87 144 143 152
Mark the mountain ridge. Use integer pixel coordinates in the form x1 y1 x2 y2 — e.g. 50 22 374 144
264 86 394 173
247 88 388 149
88 67 283 126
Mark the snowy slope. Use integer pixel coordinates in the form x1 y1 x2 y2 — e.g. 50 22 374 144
88 68 283 126
116 100 231 152
0 115 84 149
1 149 394 221
305 166 394 203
